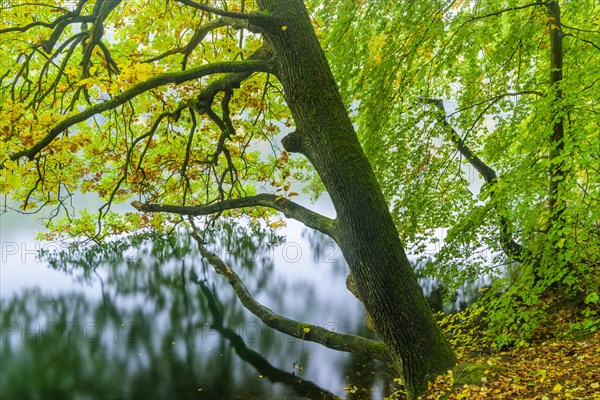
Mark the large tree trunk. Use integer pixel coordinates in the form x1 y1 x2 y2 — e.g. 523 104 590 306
256 0 456 397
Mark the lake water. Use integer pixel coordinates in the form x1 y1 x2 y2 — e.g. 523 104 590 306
0 196 477 399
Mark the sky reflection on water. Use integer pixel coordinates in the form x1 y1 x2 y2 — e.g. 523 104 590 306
1 204 400 399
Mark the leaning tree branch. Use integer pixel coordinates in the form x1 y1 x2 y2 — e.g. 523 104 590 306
132 193 337 239
421 97 531 264
9 59 273 162
195 45 274 109
175 0 276 28
196 280 340 400
190 232 390 362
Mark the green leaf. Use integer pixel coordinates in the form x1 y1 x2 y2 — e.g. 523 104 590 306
585 292 599 305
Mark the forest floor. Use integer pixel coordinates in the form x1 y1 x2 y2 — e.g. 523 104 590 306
418 331 600 399
412 304 600 400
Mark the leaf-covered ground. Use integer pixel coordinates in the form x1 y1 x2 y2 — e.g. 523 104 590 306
379 299 600 400
382 280 600 400
418 332 600 399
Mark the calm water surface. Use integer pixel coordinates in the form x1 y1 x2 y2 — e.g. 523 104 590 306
0 198 477 399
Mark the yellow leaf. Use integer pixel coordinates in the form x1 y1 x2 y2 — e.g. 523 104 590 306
281 25 287 30
77 77 96 89
553 383 563 392
550 24 558 30
303 327 310 333
591 382 599 389
8 173 22 190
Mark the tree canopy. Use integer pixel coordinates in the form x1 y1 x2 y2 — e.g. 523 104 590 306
2 0 599 398
315 0 600 343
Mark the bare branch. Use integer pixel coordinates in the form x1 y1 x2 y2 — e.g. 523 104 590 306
191 233 390 362
131 193 337 239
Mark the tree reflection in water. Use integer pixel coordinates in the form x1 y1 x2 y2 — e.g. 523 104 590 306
1 223 399 399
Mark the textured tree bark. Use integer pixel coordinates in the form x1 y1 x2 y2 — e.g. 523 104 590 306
256 0 456 397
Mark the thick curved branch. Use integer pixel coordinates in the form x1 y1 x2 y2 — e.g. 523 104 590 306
421 98 497 182
190 233 390 362
195 45 274 108
196 280 340 400
10 59 273 161
132 193 337 239
40 15 94 53
175 0 276 28
80 0 122 75
144 17 261 67
421 98 530 263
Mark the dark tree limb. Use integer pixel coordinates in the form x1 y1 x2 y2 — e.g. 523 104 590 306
175 0 277 28
131 193 337 239
546 1 566 225
196 280 341 400
0 0 93 35
421 97 530 263
189 232 390 362
9 59 273 161
80 0 122 76
194 45 274 109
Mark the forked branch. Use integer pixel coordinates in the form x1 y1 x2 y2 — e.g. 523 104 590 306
175 0 276 28
132 193 337 239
